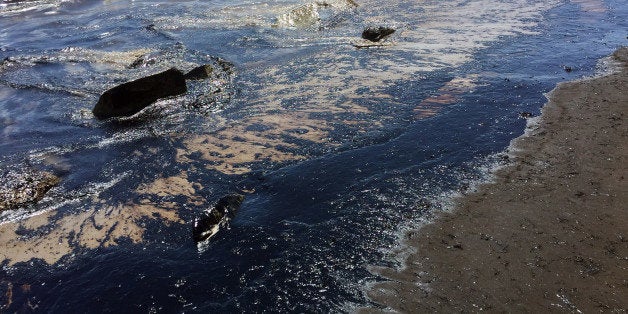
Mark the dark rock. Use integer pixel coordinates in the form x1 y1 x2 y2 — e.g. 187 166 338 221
361 26 396 42
0 167 60 212
184 64 214 80
92 68 187 119
193 194 244 242
563 65 573 73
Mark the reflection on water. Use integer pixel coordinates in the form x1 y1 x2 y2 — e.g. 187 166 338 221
571 0 607 13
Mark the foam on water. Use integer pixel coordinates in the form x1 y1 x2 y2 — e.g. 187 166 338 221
0 0 73 16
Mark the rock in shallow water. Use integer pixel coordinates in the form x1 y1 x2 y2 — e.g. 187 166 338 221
0 167 60 212
193 194 245 242
184 64 213 80
362 26 396 42
274 0 358 28
92 68 187 119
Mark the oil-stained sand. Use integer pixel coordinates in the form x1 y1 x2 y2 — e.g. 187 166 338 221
367 48 628 312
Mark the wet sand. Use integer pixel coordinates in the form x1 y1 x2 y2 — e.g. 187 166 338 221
367 47 628 312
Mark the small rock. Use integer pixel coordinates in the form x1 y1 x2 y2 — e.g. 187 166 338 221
362 26 396 42
184 65 213 80
193 194 245 242
92 68 187 119
563 65 573 73
0 167 60 212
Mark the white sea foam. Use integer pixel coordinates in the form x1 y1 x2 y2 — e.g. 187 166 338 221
590 51 624 77
0 0 73 16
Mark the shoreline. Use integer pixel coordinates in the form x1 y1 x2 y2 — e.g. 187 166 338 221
366 47 628 312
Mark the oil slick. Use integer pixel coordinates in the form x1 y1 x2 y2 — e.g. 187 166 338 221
0 0 565 267
0 171 198 266
0 201 182 266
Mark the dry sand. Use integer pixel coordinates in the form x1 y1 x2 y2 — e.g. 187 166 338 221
367 47 628 312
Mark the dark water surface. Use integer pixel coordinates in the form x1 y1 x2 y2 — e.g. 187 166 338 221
0 0 626 312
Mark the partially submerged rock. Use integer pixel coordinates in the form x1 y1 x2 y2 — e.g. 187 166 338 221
274 0 358 28
276 3 321 28
184 64 213 80
362 26 396 42
92 68 187 119
192 194 244 242
0 167 60 212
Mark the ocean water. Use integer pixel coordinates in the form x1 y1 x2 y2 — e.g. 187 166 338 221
0 0 626 311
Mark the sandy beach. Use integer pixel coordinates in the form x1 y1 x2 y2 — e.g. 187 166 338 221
367 47 628 312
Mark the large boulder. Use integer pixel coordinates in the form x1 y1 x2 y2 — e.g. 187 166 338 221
0 167 60 212
92 68 187 119
193 194 245 242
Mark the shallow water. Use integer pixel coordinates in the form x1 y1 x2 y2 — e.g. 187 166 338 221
0 0 626 311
